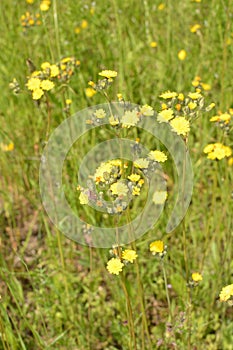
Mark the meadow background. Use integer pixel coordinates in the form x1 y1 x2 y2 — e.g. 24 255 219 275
0 0 233 349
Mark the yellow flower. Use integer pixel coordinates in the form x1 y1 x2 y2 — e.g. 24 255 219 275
188 92 202 100
79 192 89 205
1 142 14 152
75 27 81 34
40 80 55 91
178 93 184 101
27 77 41 91
26 0 34 3
134 158 149 169
81 20 88 29
117 93 123 101
128 174 140 182
201 83 211 91
40 0 51 11
228 157 233 166
132 187 141 196
121 110 139 128
192 272 203 282
204 143 232 160
206 103 215 111
85 87 97 98
150 240 164 255
66 99 72 105
94 108 106 119
190 24 201 33
122 249 138 263
32 88 44 100
188 102 197 110
41 62 51 70
109 115 119 126
110 182 128 196
170 117 190 136
107 258 124 275
159 91 177 99
178 49 187 60
148 150 167 162
98 70 118 79
50 64 59 77
152 191 167 204
150 41 157 48
219 284 233 302
140 104 154 116
158 3 165 10
157 108 174 123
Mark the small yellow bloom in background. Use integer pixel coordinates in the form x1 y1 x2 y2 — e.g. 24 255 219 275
40 0 51 12
81 20 88 29
79 192 89 205
158 3 165 10
170 117 190 136
148 150 167 162
128 174 140 182
50 64 59 77
85 87 96 98
32 88 44 100
219 284 233 302
178 49 187 61
90 7 95 15
193 0 201 2
1 142 14 152
201 83 211 91
178 93 184 101
94 108 106 119
161 103 167 110
210 113 231 124
150 240 164 255
203 143 232 160
140 104 154 116
190 24 201 33
157 108 174 123
188 92 202 100
228 157 233 166
109 115 119 126
99 70 118 79
75 27 81 34
27 77 41 91
188 102 197 110
26 0 34 3
65 99 72 105
41 62 51 70
107 258 124 275
134 158 149 169
152 191 167 204
122 249 138 263
160 91 177 99
40 79 55 91
206 103 215 111
132 187 141 196
110 182 129 196
117 93 123 101
121 110 139 128
192 272 203 282
150 41 157 48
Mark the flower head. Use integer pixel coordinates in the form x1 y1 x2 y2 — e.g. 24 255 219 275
99 70 117 79
32 88 44 100
152 191 168 204
140 104 154 116
27 77 41 91
170 117 190 136
178 49 187 60
203 143 232 160
192 272 203 282
188 92 202 100
121 110 139 128
107 258 124 275
148 150 167 162
40 79 55 91
122 249 138 263
110 182 129 196
79 192 89 205
157 108 174 123
159 91 177 99
150 240 164 255
219 284 233 302
134 158 149 169
128 174 141 182
94 108 106 119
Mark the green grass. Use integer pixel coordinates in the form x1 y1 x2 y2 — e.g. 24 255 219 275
0 0 233 349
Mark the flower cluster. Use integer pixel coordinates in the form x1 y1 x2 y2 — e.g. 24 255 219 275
219 284 233 303
210 109 232 135
106 247 138 275
0 142 14 152
20 12 41 30
203 143 232 160
158 81 215 137
75 19 88 34
25 57 80 100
